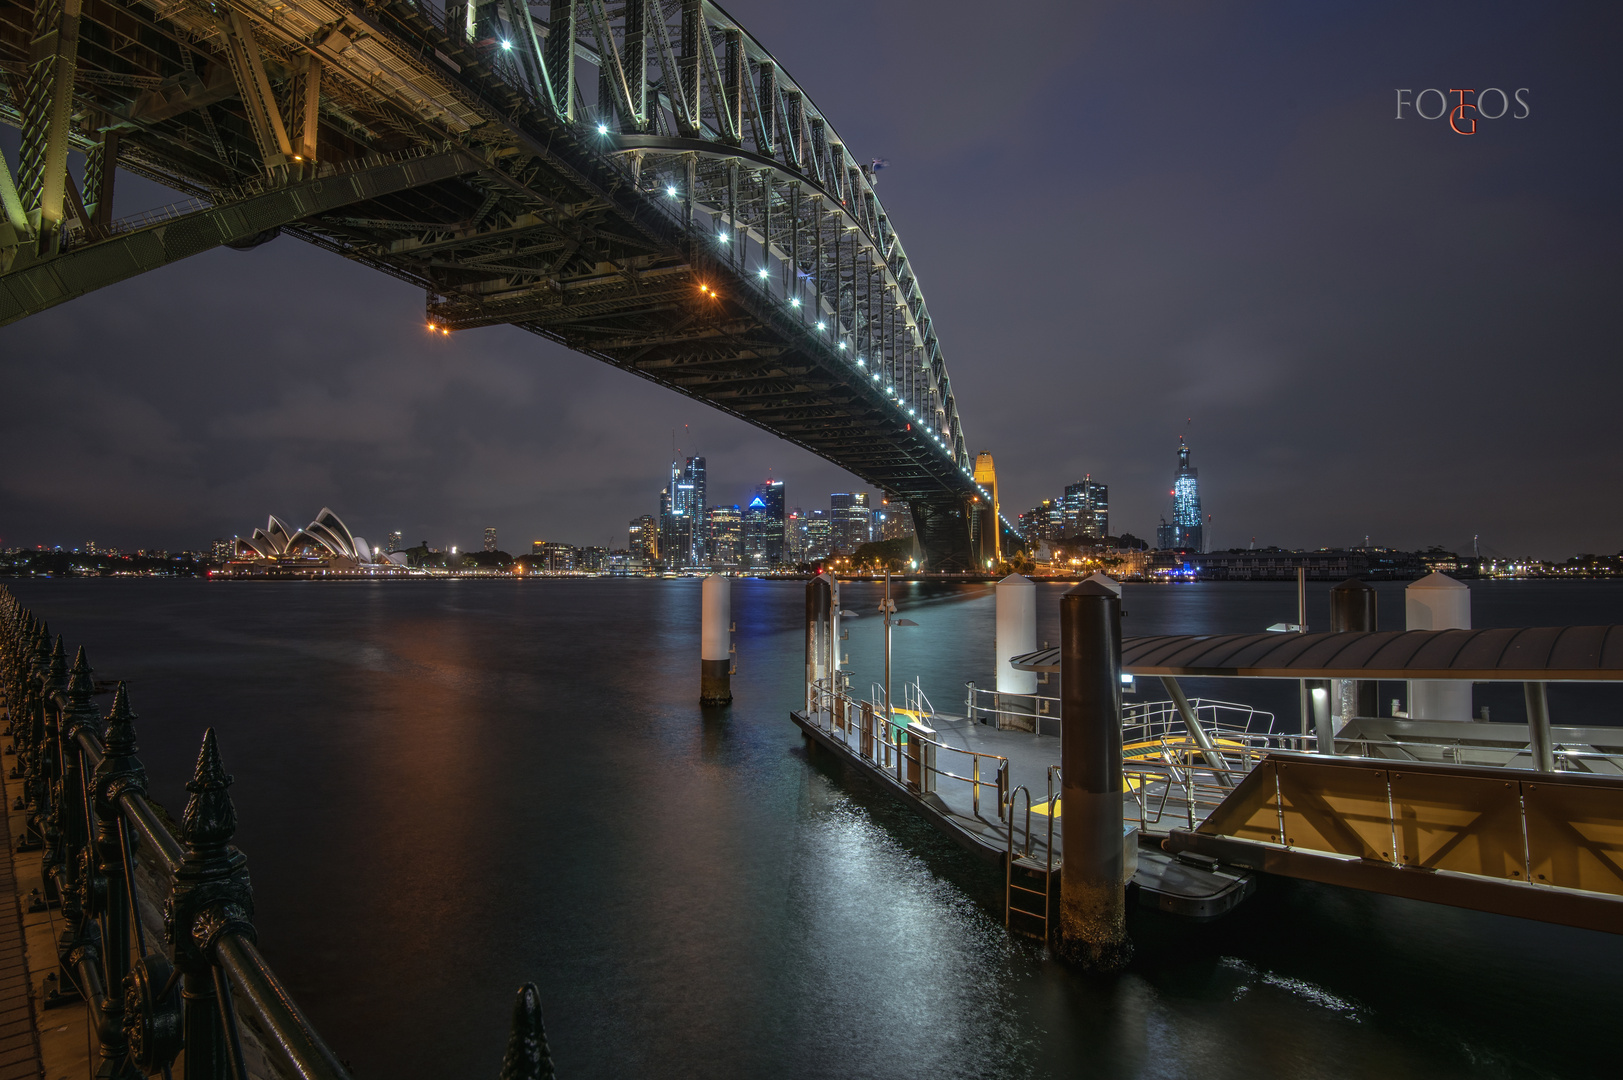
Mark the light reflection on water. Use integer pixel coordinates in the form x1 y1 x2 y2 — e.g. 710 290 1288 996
5 578 1622 1079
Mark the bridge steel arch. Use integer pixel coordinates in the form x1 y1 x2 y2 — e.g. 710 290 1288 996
0 0 1009 570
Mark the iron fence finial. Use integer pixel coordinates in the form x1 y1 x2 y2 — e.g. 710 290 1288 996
182 728 237 851
498 983 557 1080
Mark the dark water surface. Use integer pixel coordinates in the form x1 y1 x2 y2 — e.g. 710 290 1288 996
6 578 1623 1079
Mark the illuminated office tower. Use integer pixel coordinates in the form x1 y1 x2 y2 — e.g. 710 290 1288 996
483 527 497 552
804 510 832 561
744 479 786 566
1063 477 1109 540
707 506 742 567
1170 438 1204 552
629 515 658 566
829 492 871 552
659 456 707 569
877 498 914 540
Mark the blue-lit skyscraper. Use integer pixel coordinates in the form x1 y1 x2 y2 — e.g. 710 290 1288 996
744 479 785 566
1170 438 1203 552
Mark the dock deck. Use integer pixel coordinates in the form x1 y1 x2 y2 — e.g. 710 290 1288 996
792 706 1255 923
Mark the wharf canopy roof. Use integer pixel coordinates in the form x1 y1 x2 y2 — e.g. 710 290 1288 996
1008 627 1623 682
237 509 368 561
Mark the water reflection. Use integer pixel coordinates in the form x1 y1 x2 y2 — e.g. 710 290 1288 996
5 578 1622 1079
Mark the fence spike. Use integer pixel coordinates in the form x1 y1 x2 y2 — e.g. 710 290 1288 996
104 682 137 754
182 728 236 850
66 645 93 703
48 633 66 684
498 983 556 1080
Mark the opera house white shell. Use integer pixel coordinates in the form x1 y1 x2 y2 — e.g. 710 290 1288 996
234 508 378 564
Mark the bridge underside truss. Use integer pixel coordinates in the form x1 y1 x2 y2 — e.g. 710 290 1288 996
0 0 998 570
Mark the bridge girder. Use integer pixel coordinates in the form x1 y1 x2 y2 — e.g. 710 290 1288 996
0 0 1001 569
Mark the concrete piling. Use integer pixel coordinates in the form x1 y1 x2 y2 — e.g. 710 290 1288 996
805 573 834 713
994 573 1036 730
1058 580 1132 971
1329 578 1378 726
701 575 733 706
1406 572 1471 720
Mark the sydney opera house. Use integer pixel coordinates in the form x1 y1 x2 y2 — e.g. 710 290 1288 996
228 508 404 574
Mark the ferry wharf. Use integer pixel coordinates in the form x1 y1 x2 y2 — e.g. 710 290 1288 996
792 573 1623 964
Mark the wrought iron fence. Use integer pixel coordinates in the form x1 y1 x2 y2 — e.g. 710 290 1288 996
0 589 558 1079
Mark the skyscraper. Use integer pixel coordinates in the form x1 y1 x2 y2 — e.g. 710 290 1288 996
877 498 914 540
1063 477 1109 540
708 505 743 567
629 515 659 564
387 530 403 553
1020 499 1063 543
659 456 707 569
744 479 785 567
804 510 831 561
1168 438 1204 551
483 527 497 552
830 492 871 553
784 507 814 564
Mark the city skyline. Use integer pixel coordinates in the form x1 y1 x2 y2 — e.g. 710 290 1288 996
0 4 1617 561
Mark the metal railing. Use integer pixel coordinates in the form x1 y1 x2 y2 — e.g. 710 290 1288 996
806 679 1009 819
964 686 1275 739
964 683 1060 731
0 589 558 1079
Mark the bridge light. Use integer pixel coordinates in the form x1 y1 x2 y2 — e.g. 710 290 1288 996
666 186 678 197
500 40 512 50
790 298 801 308
718 231 730 243
838 342 847 350
758 268 769 278
597 123 609 134
855 358 864 366
816 322 825 331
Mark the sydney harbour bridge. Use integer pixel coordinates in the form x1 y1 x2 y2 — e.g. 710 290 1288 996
0 0 1011 569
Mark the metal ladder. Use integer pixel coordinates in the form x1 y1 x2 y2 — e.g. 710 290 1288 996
1004 786 1052 941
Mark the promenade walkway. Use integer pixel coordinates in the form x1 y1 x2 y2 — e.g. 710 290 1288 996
0 710 44 1080
0 683 88 1080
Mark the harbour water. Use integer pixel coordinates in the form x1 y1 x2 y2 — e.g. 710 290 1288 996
6 578 1622 1079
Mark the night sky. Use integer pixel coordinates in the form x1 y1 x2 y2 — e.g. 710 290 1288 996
2 1 1618 559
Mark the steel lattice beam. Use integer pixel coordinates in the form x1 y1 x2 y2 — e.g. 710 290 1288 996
0 148 484 325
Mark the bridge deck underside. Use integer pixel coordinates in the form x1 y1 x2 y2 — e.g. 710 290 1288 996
0 0 981 568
